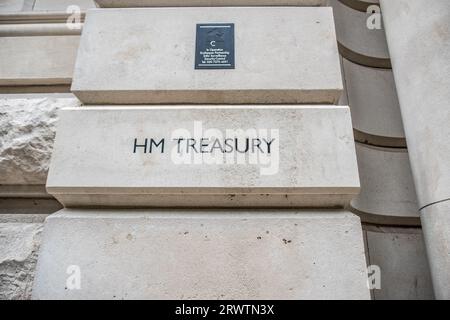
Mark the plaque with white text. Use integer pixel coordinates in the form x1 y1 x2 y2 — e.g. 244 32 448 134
195 23 235 69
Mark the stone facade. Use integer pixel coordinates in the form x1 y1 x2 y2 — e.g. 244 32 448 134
0 0 447 300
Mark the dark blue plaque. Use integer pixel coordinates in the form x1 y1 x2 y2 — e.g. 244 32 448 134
195 23 235 69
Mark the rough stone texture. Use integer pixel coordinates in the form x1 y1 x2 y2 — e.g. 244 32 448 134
71 7 343 104
95 0 327 6
0 36 80 86
364 225 434 300
47 106 359 208
0 98 80 185
342 58 405 146
329 0 390 68
0 223 43 300
351 143 420 226
33 209 370 299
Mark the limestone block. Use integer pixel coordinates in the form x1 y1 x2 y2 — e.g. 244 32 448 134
342 58 404 146
95 0 327 7
351 143 419 226
0 98 81 185
364 226 434 300
0 223 43 300
46 106 360 208
0 0 34 12
0 36 80 86
33 0 96 11
380 0 450 208
329 0 390 68
420 200 450 299
33 209 370 299
71 7 343 104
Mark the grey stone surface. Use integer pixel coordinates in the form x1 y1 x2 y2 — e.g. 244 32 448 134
0 98 80 185
33 209 370 299
95 0 327 6
0 36 80 86
33 0 96 11
71 7 343 104
342 58 405 146
381 0 450 299
329 0 390 67
364 226 434 300
420 200 450 299
47 106 360 208
0 0 34 12
351 143 420 226
0 223 43 300
380 0 450 208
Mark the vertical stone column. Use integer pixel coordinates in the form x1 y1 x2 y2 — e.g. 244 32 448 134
380 0 450 299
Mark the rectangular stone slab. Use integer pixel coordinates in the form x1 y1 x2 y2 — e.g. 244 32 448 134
0 36 79 86
95 0 327 7
46 106 360 207
71 7 342 104
32 209 370 299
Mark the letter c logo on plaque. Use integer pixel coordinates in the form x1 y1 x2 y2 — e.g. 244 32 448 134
195 23 235 69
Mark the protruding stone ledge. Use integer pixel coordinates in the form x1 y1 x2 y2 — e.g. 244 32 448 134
351 143 420 226
0 36 79 86
329 0 390 68
342 58 405 147
33 209 370 299
46 106 360 208
94 0 327 7
71 7 342 104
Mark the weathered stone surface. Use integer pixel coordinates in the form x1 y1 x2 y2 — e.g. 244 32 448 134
0 36 80 86
33 0 96 11
342 58 405 146
329 0 390 68
47 106 359 208
351 143 420 226
0 98 80 185
0 0 34 12
33 209 370 299
380 0 450 208
0 223 43 300
71 7 342 104
95 0 326 7
364 225 434 300
420 200 450 299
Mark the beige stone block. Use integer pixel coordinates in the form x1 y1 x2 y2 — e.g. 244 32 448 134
0 36 79 86
33 209 370 299
46 106 360 208
364 226 434 300
71 7 343 104
95 0 327 7
351 143 420 226
342 58 404 147
329 0 390 68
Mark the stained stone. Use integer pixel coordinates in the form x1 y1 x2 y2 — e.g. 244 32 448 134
46 106 360 208
71 7 343 104
32 209 370 300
